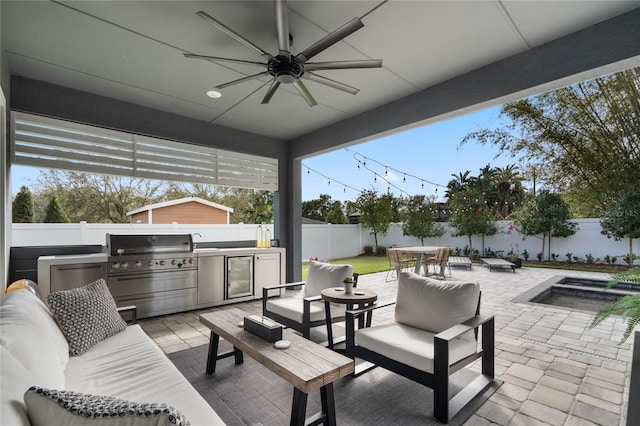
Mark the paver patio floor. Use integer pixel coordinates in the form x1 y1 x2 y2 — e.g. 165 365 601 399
140 265 634 426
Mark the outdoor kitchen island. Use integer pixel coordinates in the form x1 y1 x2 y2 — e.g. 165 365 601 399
36 236 285 319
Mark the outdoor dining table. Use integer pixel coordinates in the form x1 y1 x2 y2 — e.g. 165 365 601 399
387 246 441 274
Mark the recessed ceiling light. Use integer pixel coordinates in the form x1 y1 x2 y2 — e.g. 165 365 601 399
206 88 222 98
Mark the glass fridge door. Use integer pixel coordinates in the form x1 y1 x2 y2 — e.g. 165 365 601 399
226 256 254 298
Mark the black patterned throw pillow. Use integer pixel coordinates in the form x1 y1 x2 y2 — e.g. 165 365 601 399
24 386 190 426
46 278 127 356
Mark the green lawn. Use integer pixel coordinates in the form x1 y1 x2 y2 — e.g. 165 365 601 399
302 255 390 280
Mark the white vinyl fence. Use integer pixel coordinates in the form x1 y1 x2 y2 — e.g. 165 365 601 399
10 219 637 266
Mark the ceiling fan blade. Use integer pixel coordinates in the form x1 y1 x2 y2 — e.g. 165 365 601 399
304 59 383 71
217 71 271 89
261 78 281 104
303 72 359 95
296 18 364 62
196 11 274 60
273 0 291 59
184 54 267 67
293 80 317 107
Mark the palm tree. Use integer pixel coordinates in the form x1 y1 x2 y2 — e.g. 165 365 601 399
495 165 522 219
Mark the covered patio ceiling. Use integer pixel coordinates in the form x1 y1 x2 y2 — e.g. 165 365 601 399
2 1 640 280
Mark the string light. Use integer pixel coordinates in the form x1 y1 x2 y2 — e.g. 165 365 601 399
346 148 446 193
303 165 362 194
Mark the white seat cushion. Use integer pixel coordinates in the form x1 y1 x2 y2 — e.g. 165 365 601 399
64 324 224 426
355 322 477 374
266 298 346 323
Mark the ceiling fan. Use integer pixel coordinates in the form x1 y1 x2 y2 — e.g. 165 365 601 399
184 0 383 106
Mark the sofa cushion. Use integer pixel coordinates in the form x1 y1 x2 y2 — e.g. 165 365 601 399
0 290 68 389
395 272 479 334
47 278 127 356
355 322 477 374
266 297 346 323
304 261 353 297
1 345 35 426
64 324 224 425
24 387 189 426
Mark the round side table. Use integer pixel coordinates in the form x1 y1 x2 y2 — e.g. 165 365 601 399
320 287 377 350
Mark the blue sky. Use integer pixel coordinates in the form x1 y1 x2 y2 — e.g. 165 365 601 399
11 104 518 201
301 105 519 202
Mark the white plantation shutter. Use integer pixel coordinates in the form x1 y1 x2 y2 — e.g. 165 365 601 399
11 112 278 191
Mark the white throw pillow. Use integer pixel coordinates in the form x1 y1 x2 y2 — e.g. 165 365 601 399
395 272 480 333
304 261 354 297
24 387 189 426
0 290 68 389
47 279 127 356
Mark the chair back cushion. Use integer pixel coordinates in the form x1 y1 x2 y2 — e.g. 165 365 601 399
304 261 354 297
395 272 479 333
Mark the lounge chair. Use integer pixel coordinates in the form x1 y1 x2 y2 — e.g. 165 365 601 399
346 272 497 423
262 261 357 339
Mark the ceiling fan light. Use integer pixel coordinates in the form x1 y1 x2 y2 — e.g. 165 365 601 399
206 88 222 98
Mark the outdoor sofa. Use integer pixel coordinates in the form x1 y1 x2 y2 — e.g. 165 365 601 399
1 280 224 426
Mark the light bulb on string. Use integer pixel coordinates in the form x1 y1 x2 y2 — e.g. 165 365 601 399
403 174 406 183
385 167 388 176
374 174 377 182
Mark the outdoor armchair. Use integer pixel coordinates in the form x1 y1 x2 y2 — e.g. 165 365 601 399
345 272 496 423
262 261 357 339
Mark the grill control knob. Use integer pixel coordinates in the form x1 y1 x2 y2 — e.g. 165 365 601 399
147 261 154 267
121 262 129 269
188 259 194 264
112 262 120 269
134 261 142 267
171 259 178 265
160 260 166 266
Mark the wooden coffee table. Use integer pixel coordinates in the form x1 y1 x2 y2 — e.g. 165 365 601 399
199 308 354 426
320 288 377 350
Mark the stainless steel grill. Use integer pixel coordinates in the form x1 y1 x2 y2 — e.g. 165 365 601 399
106 234 198 318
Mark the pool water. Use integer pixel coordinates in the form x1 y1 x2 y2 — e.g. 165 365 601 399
537 292 614 312
513 275 640 314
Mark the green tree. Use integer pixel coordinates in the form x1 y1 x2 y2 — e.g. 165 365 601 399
222 188 273 224
402 195 445 245
325 202 347 224
35 170 165 223
513 191 577 260
12 185 35 223
461 68 640 217
600 190 640 266
447 186 497 256
354 188 394 251
44 195 70 223
302 194 338 222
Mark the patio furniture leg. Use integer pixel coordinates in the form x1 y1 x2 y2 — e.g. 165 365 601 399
290 388 308 426
206 331 219 374
320 383 337 426
324 300 334 349
206 331 243 374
